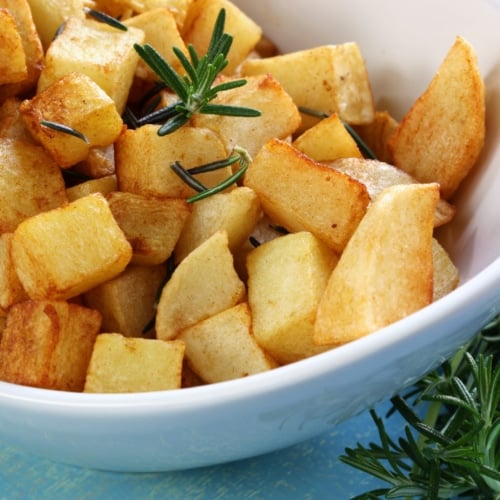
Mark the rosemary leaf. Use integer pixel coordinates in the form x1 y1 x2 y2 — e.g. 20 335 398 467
40 120 90 143
83 8 128 31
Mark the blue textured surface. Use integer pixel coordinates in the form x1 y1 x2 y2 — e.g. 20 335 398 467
0 399 405 499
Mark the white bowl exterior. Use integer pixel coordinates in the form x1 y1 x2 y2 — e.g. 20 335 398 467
0 0 499 472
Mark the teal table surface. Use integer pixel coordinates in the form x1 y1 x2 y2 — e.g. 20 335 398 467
0 399 404 499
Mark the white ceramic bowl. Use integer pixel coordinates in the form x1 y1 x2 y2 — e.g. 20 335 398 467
1 0 499 472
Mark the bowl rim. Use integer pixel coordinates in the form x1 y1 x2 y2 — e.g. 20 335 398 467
1 255 498 411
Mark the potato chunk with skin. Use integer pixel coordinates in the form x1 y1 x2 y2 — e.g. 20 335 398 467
115 125 231 199
314 183 439 346
244 138 370 254
328 157 456 228
0 138 67 233
247 231 338 364
155 230 246 340
175 186 261 263
191 74 301 158
183 0 262 75
0 8 27 85
107 192 190 266
179 303 277 383
12 193 132 301
84 334 184 393
84 264 167 337
37 17 145 113
0 300 101 391
388 36 485 199
21 72 124 168
240 43 374 127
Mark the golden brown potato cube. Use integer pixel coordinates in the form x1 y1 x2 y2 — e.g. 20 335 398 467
247 231 338 364
84 333 184 393
244 138 370 254
21 72 124 168
0 300 101 391
0 138 67 233
292 113 363 162
314 183 439 346
178 303 276 383
0 8 27 85
26 0 86 50
388 37 485 199
107 191 191 266
37 17 145 113
156 230 246 340
0 233 28 313
74 145 115 179
66 175 118 202
432 238 459 301
329 157 456 228
241 43 374 127
191 74 301 158
175 186 261 262
84 264 167 337
0 97 31 141
115 125 231 199
12 193 132 301
125 8 188 80
183 0 262 75
0 0 43 102
353 110 399 164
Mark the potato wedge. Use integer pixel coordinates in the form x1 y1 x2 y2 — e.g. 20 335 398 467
244 138 370 254
155 230 245 340
314 183 439 345
432 238 459 301
329 157 456 227
388 36 485 199
178 303 276 383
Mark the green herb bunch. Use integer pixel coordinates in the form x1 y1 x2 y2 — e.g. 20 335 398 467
131 8 261 135
341 316 500 499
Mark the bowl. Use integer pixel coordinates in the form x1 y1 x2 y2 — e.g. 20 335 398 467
1 0 500 472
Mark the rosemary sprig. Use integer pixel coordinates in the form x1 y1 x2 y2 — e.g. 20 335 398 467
40 120 90 143
171 145 252 203
298 106 377 160
341 316 500 499
83 8 128 31
131 9 261 135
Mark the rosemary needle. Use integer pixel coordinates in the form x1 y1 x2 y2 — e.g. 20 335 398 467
40 120 90 144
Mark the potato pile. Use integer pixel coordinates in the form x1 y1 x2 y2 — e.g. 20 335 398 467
0 0 485 393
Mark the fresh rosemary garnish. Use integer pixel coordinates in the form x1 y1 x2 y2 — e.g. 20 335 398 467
131 8 261 135
83 8 128 31
298 106 377 160
341 316 500 499
40 120 90 143
171 145 252 203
